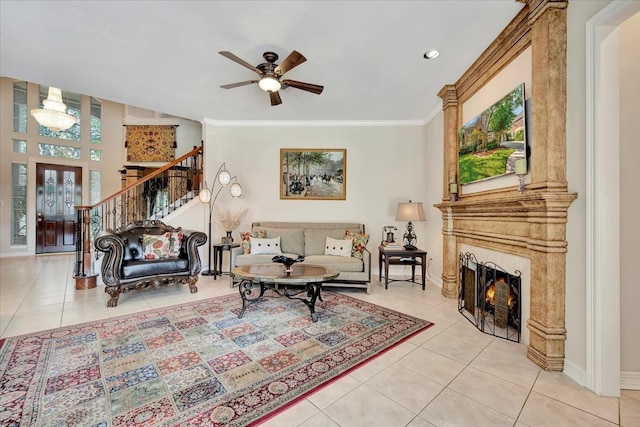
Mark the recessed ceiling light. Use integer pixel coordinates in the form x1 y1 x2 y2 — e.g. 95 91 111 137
423 50 440 59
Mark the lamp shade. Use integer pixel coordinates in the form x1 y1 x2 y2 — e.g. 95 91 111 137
30 87 77 132
395 201 426 222
230 182 243 198
258 76 282 92
199 186 212 203
217 169 231 186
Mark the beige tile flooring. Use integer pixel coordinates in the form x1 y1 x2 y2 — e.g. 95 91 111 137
1 254 638 426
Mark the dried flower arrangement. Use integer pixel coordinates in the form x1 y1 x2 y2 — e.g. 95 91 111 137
214 207 248 231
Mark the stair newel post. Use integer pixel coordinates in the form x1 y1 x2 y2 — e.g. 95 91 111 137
74 205 98 289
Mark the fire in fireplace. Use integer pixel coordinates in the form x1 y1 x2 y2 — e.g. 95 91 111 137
458 252 521 342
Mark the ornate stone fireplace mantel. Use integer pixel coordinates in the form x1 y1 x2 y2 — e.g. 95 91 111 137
435 0 577 371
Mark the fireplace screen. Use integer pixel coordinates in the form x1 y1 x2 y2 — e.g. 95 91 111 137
458 252 521 342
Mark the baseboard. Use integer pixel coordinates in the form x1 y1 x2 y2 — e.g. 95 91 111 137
564 363 639 391
621 371 640 390
563 358 587 387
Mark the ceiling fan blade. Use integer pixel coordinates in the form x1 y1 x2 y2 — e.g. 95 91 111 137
282 79 324 95
270 91 282 106
274 50 307 76
220 80 259 89
219 51 262 75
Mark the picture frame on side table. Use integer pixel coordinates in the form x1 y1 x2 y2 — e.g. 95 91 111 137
280 148 346 200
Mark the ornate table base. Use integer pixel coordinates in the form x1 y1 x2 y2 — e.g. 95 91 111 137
238 279 324 321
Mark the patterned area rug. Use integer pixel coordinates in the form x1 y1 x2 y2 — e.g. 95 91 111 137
0 290 432 426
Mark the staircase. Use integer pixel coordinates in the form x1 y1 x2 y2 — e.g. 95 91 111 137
73 144 204 283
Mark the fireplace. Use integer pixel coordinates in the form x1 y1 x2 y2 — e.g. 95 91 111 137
458 252 521 343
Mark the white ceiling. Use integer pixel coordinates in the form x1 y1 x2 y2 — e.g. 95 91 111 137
0 1 524 124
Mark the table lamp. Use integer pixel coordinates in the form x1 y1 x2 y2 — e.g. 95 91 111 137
396 200 426 250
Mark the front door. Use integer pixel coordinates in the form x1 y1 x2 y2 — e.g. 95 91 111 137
36 163 82 254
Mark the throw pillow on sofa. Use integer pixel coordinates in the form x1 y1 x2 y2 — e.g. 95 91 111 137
345 231 370 259
142 231 182 259
324 236 353 257
250 236 282 255
240 230 266 254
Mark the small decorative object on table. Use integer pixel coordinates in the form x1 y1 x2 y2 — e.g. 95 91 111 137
272 255 305 275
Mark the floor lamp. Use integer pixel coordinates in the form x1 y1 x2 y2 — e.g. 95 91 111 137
199 163 243 275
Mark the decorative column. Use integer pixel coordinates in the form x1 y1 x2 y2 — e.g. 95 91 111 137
524 0 570 370
528 0 568 192
437 85 459 298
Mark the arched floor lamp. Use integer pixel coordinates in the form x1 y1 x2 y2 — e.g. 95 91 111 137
199 163 242 275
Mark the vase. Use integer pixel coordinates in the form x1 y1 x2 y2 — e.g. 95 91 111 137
222 231 233 244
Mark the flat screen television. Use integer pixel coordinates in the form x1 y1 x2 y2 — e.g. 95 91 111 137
458 83 527 185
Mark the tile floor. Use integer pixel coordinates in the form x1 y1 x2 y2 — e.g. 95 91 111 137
1 254 638 426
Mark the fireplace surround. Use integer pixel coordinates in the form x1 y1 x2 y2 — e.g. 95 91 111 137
435 0 577 371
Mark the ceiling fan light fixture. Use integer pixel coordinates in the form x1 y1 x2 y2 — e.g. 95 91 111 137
258 76 281 92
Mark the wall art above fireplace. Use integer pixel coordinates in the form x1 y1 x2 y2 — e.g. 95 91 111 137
458 252 522 343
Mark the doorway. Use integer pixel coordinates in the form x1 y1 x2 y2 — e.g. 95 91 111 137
35 163 82 254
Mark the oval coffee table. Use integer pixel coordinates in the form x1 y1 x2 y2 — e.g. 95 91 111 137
232 263 339 322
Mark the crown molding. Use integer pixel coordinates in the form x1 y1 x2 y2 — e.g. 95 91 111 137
200 118 426 127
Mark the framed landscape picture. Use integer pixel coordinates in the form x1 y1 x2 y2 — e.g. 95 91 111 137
280 148 346 200
458 83 526 185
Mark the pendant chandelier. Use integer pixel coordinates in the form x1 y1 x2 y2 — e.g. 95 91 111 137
30 86 77 132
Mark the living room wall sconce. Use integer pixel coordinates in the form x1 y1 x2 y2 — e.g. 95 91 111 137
30 86 77 132
515 158 527 194
396 201 426 250
199 163 243 275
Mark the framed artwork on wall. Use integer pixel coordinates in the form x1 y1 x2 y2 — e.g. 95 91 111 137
280 148 346 200
458 83 527 185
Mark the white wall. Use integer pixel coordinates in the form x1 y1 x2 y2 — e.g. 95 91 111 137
566 0 640 393
565 0 617 384
619 11 640 377
424 111 445 286
201 122 434 276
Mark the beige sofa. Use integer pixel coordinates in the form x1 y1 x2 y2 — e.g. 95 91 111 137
231 221 371 293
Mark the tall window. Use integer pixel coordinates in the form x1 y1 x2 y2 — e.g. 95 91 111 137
13 82 27 133
90 97 102 144
11 163 27 245
38 143 81 159
13 139 27 154
89 170 102 204
37 85 81 141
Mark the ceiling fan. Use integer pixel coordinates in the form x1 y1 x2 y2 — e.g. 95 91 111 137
219 50 324 106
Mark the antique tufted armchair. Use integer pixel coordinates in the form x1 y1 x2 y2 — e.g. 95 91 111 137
94 220 207 307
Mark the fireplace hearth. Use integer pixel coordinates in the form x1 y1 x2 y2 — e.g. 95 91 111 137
458 252 521 342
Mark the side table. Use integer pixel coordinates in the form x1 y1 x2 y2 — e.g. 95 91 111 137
213 242 240 279
378 245 428 290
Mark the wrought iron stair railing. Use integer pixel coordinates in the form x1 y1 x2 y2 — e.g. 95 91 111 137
74 144 204 281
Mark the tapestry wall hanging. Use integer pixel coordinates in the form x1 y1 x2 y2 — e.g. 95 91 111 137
125 125 177 162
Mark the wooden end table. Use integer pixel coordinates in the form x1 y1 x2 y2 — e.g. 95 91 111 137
378 245 428 290
231 263 339 322
213 242 240 279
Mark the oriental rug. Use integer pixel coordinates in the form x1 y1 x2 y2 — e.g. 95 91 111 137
0 291 433 426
